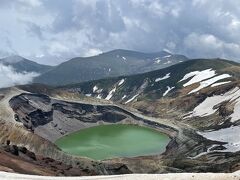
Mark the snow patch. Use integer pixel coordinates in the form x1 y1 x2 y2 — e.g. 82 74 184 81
188 74 231 94
179 69 216 87
186 87 240 122
96 94 102 99
85 94 92 97
198 125 240 153
96 89 103 93
155 73 170 82
163 48 172 54
163 60 172 65
154 57 161 64
163 55 172 58
163 86 175 96
211 81 231 87
122 95 127 100
118 79 125 86
105 87 117 100
125 94 139 104
93 86 98 93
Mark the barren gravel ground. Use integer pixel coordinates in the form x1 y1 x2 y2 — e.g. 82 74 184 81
1 171 240 180
0 87 25 123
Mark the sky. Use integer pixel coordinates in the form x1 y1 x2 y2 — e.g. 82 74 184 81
0 0 240 65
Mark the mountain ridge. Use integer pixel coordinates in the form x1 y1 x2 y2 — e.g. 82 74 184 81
0 55 53 73
33 49 188 86
54 58 238 101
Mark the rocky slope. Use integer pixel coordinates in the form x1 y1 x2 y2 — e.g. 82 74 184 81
58 58 238 104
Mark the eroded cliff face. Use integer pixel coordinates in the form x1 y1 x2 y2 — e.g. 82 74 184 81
3 92 216 173
5 91 190 174
9 93 177 142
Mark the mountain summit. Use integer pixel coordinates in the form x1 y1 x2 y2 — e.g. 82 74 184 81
0 55 53 73
34 49 188 85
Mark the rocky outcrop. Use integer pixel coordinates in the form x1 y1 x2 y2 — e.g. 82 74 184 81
0 141 106 176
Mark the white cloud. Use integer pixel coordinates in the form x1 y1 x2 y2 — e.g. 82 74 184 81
184 33 221 51
48 42 70 57
84 48 103 57
184 32 240 59
35 54 44 58
148 2 166 17
0 64 39 88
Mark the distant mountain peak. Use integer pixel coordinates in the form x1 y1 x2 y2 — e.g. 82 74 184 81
0 55 53 73
34 49 188 85
106 49 172 55
1 55 25 64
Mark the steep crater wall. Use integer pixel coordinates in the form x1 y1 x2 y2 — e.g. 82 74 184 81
9 93 177 142
10 93 228 174
5 91 239 173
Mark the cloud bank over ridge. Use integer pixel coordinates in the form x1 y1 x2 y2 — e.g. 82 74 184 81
0 63 39 88
0 0 240 64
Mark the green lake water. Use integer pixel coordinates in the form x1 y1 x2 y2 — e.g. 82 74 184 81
55 124 170 160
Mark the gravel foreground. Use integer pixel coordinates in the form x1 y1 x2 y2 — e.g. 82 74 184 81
1 171 240 180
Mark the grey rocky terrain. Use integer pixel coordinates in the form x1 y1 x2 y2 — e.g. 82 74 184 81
1 58 240 175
